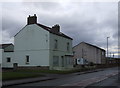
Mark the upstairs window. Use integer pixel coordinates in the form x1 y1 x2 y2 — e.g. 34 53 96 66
54 39 58 49
73 51 75 55
67 42 70 52
7 57 11 62
26 55 29 64
102 51 105 56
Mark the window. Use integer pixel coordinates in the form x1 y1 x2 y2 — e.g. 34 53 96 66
67 42 70 52
45 34 48 42
73 51 75 55
53 56 59 66
54 39 58 49
61 56 64 67
102 51 104 56
26 55 29 64
7 57 11 62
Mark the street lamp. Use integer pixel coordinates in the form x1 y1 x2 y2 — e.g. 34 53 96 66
107 37 110 57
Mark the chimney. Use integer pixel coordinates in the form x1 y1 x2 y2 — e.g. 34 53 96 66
27 14 37 25
51 24 60 33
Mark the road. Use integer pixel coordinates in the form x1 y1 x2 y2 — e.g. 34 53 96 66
4 67 119 88
86 74 120 87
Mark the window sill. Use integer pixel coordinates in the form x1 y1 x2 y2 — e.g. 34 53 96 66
53 49 58 51
25 62 29 64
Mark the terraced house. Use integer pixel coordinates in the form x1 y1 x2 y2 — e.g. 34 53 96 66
2 14 73 70
73 42 106 65
0 44 14 68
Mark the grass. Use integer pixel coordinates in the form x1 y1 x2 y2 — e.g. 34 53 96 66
2 69 76 81
2 71 44 81
2 66 97 80
2 69 78 81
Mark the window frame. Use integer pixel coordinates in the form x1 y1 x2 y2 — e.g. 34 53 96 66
67 42 70 52
26 55 30 64
6 57 11 63
53 56 59 66
54 39 58 49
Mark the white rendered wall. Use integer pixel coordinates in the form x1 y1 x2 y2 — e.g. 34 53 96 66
15 24 50 51
2 52 14 68
0 49 2 67
14 24 50 67
49 33 73 70
14 50 49 66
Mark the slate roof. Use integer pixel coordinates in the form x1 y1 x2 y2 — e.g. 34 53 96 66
0 43 13 49
0 43 14 52
36 23 73 40
15 23 73 40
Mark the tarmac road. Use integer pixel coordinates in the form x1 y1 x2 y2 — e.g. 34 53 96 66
86 74 120 87
3 67 119 88
13 67 119 87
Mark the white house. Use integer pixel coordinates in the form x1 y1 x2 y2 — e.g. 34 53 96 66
13 14 73 70
73 42 106 65
0 49 2 67
0 44 14 68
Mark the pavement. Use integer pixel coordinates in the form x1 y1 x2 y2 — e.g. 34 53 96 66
2 76 56 87
2 69 104 87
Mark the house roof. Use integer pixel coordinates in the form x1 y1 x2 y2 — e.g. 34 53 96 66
0 43 14 49
73 42 105 51
14 23 73 40
15 14 72 40
37 23 73 40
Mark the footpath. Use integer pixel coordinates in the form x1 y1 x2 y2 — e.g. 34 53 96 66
2 69 104 87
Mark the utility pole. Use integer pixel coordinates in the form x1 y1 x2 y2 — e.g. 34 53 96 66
107 37 110 57
110 52 111 58
113 53 114 58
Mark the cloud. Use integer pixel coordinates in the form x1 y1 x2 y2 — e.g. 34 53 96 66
2 30 14 44
1 2 118 57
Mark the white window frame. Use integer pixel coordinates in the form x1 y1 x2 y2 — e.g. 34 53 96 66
53 56 59 66
26 55 30 64
6 57 11 63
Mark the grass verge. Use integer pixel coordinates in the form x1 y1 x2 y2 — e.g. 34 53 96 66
2 72 44 81
2 66 97 80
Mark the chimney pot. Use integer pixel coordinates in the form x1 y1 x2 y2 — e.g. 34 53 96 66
27 14 37 25
34 14 36 16
51 24 60 33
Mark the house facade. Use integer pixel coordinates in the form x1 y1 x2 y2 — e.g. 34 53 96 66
0 44 14 68
73 42 106 65
13 14 73 70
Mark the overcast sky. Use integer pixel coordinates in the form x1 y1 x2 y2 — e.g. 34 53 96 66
1 1 118 57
